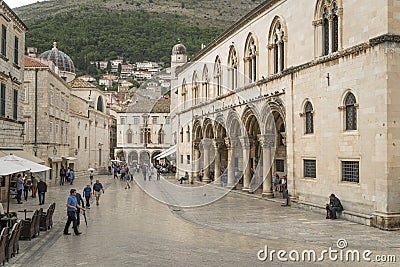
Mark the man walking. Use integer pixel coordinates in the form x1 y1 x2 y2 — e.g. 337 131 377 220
31 176 38 198
16 174 24 204
60 166 66 186
37 179 47 205
75 191 85 227
142 164 147 181
93 180 105 206
69 169 75 185
64 189 85 235
83 184 92 209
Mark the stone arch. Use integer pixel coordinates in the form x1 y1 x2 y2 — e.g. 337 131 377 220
267 15 288 74
203 118 215 139
244 32 259 83
139 151 150 165
116 150 126 161
128 151 138 165
202 64 209 100
214 56 222 96
192 71 199 105
226 110 242 138
228 45 239 90
193 119 203 141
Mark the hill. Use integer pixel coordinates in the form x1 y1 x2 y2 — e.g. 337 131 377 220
15 0 264 74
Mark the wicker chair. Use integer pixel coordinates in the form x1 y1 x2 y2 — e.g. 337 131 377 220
40 204 53 231
5 222 19 261
0 227 9 266
20 210 39 240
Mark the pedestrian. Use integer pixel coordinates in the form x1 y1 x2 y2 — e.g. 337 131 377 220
156 168 160 181
63 189 85 236
148 166 153 181
69 169 75 185
66 167 71 183
177 171 189 184
108 165 112 176
93 179 105 206
75 191 85 227
16 174 24 204
23 175 31 201
31 175 38 198
60 166 66 186
83 184 92 209
89 170 94 185
113 166 118 179
142 164 147 181
37 179 47 205
120 166 126 180
124 171 131 189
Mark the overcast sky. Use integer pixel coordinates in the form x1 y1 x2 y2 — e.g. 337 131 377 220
7 0 49 9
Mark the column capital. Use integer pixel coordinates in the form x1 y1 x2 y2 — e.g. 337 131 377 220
213 139 224 149
239 136 251 149
258 134 275 148
201 139 213 148
193 141 200 150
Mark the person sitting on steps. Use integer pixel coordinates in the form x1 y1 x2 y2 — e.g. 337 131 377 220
177 172 189 184
326 193 343 220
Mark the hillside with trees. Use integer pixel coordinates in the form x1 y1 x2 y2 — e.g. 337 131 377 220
15 0 264 75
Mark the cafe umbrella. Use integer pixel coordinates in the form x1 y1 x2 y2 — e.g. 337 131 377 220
0 154 51 214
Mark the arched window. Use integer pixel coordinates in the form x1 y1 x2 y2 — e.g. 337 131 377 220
314 0 341 57
202 65 209 101
268 18 286 74
182 79 187 109
127 129 133 144
97 96 104 112
279 123 285 146
214 57 222 96
192 72 199 105
345 93 357 130
245 35 257 82
158 129 164 144
228 46 238 90
305 101 314 134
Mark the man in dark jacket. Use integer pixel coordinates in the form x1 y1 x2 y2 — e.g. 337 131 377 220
326 193 343 220
37 179 47 205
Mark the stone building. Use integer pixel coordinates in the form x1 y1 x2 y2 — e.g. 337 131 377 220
23 54 74 184
0 1 27 148
115 96 172 166
170 0 400 229
68 78 111 173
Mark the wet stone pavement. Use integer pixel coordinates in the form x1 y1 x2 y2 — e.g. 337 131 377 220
5 173 400 267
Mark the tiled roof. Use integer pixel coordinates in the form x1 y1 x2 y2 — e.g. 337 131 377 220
151 97 170 113
68 78 97 88
24 56 48 68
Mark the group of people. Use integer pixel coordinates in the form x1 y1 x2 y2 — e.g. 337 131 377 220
272 173 287 193
63 179 105 236
59 166 75 186
16 173 47 205
141 163 161 181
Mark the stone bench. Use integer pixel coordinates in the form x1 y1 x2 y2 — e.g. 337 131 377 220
292 199 373 226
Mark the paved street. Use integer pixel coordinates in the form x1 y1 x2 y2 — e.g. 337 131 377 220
5 174 399 266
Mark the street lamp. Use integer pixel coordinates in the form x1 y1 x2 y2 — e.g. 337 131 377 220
53 146 57 156
33 144 38 156
74 148 78 156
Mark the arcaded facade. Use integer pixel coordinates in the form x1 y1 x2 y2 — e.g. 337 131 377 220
170 0 400 229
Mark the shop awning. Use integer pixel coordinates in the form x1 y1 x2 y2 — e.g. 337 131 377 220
154 145 177 160
49 157 62 162
0 149 45 164
63 156 77 161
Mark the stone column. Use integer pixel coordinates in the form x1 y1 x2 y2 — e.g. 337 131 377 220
213 139 223 184
202 139 212 183
240 137 251 191
259 134 275 197
192 141 200 183
224 137 235 188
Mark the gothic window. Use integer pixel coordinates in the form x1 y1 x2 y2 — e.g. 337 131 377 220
245 35 257 82
214 57 222 96
158 129 164 144
127 129 133 144
305 101 314 134
314 0 341 57
97 96 104 112
268 18 286 75
279 123 285 146
228 46 238 90
202 66 209 101
192 72 199 105
345 93 357 130
182 80 187 109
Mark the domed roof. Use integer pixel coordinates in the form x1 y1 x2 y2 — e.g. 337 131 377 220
172 43 187 55
39 42 75 73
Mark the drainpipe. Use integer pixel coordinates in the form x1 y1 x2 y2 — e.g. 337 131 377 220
34 68 38 156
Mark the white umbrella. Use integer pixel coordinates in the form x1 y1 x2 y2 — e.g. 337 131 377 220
87 168 95 171
0 154 51 173
0 160 29 175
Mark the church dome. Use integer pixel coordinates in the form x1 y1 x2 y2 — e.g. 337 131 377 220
39 42 75 73
172 43 187 55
